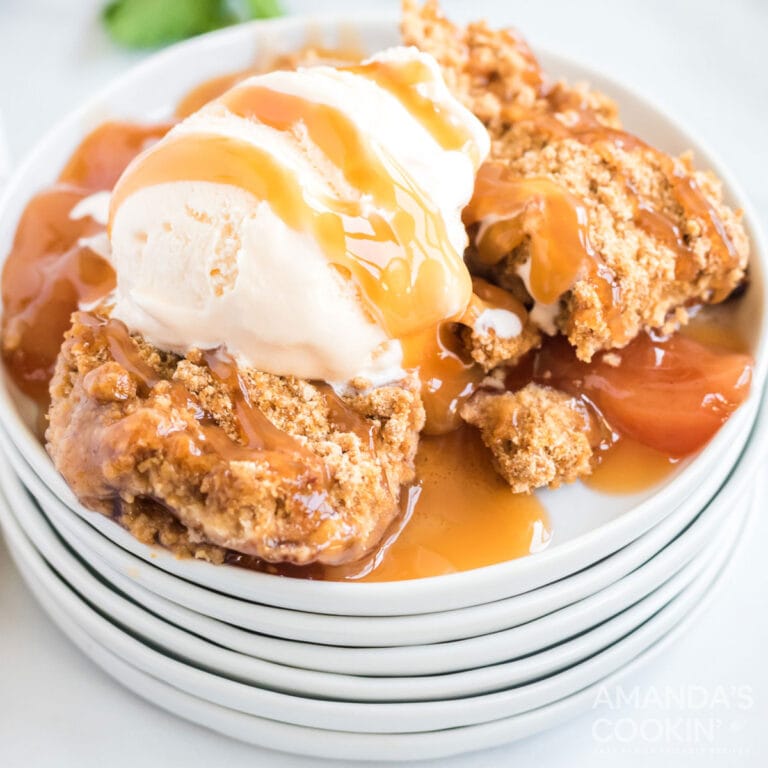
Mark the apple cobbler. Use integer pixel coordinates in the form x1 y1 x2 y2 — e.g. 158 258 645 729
1 1 753 576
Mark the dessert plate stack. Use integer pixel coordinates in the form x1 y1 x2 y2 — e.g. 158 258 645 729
0 412 763 761
0 15 766 762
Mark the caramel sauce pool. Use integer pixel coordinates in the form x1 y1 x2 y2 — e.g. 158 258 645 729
586 438 677 494
332 428 550 581
228 427 551 581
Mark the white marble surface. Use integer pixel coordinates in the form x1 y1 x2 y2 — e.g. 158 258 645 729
1 1 766 765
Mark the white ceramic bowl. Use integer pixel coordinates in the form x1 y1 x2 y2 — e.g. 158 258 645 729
4 525 743 763
0 477 749 757
1 455 750 704
1 392 763 684
0 473 744 733
0 419 754 649
7 435 752 677
0 13 765 615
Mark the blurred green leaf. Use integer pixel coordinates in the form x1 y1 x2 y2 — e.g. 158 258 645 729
103 0 283 49
243 0 282 18
103 0 232 48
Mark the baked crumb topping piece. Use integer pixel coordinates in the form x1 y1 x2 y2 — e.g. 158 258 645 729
403 0 749 363
46 312 424 566
116 496 228 564
460 384 594 493
460 320 541 372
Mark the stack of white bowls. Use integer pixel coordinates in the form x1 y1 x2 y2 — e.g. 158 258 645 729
0 14 766 762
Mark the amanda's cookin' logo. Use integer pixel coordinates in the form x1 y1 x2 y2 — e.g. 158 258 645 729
590 684 754 756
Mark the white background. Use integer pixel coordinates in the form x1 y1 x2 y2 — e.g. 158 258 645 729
1 1 766 766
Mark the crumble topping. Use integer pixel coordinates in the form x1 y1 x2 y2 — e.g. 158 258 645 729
403 0 749 362
46 311 424 566
460 383 594 493
460 319 541 372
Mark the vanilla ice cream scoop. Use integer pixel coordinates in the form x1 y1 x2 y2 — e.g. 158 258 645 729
108 47 489 382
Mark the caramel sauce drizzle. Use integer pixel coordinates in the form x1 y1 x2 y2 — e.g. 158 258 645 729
465 165 597 304
541 85 739 290
110 109 470 342
313 382 375 448
466 76 741 328
203 348 320 462
341 57 482 163
82 314 329 486
221 83 415 214
464 164 627 341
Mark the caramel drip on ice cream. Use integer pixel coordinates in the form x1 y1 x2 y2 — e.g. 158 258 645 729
342 57 482 162
111 81 472 340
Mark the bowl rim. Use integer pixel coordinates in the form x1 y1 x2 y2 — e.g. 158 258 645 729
0 478 745 747
0 446 748 700
0 400 757 626
2 422 754 680
0 11 766 607
0 468 743 732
